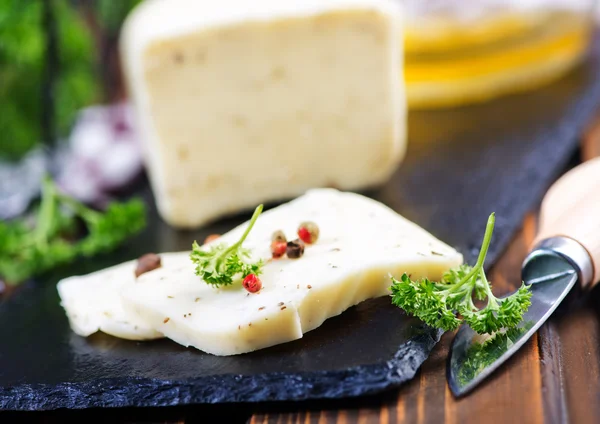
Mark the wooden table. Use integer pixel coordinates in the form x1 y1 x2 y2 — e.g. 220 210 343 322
4 116 600 424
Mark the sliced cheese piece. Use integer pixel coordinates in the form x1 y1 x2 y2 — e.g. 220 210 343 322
120 0 406 228
121 189 462 355
57 252 187 340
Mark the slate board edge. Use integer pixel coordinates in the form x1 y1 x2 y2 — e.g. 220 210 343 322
0 329 443 411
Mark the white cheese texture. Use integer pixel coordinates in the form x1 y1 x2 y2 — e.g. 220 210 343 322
120 0 406 228
120 189 463 355
57 252 187 341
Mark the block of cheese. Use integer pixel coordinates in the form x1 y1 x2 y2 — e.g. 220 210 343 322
120 0 406 228
121 189 462 355
57 252 187 340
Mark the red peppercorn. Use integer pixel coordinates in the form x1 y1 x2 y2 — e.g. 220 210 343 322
271 240 287 259
243 274 262 293
204 234 221 245
297 227 311 244
297 221 319 244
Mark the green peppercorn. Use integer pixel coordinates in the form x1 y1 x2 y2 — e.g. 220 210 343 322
271 230 287 243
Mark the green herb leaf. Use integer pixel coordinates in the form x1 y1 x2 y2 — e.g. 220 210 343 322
390 213 533 335
67 198 146 256
0 176 146 285
190 205 264 287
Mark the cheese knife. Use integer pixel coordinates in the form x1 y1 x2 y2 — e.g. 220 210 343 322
448 156 600 397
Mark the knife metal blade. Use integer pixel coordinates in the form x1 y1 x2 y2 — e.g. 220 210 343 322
447 236 592 396
448 156 600 396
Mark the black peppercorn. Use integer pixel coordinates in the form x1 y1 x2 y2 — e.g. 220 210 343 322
286 239 305 259
135 253 162 278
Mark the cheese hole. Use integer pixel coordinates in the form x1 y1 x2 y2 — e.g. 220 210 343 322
173 52 184 64
270 66 286 81
177 146 189 161
232 115 246 128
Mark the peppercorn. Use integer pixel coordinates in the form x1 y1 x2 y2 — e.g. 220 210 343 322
271 230 287 243
243 274 262 293
286 239 305 259
203 234 221 244
135 253 162 278
271 240 287 259
297 221 319 244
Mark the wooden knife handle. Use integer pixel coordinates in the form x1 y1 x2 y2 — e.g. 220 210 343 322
535 156 600 286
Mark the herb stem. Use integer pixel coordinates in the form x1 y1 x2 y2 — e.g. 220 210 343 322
34 176 57 248
390 212 532 335
447 213 495 293
475 212 495 269
221 204 264 258
447 266 478 294
213 206 263 274
234 205 263 249
57 192 101 223
480 270 500 308
190 204 265 286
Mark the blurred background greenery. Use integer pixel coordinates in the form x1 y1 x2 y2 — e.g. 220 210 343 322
2 0 598 162
0 0 141 161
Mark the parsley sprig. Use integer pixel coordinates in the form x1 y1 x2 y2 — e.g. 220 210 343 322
390 213 532 335
0 176 146 285
190 204 264 287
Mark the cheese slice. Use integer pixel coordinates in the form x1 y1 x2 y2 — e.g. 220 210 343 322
57 252 187 341
120 189 462 355
120 0 406 228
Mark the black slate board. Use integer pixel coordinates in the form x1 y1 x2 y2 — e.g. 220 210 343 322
2 40 600 411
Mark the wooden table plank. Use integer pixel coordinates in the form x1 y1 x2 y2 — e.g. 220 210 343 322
533 121 600 424
550 303 600 424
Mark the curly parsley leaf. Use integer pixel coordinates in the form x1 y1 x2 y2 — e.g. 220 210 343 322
190 204 264 287
0 176 146 285
390 213 533 335
58 194 146 256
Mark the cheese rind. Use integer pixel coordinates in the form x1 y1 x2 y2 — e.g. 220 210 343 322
120 189 462 355
57 252 187 340
121 0 406 228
